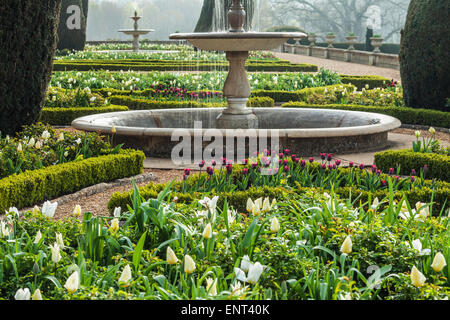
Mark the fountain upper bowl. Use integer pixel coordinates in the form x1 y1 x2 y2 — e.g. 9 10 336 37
118 29 155 35
169 31 306 51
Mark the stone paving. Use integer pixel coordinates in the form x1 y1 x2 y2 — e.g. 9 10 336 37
272 52 401 82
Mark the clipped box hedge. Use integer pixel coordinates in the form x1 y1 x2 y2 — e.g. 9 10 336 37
340 75 390 90
280 102 450 128
39 105 130 125
109 96 274 110
108 174 450 216
252 84 355 103
53 60 318 72
0 149 145 214
375 149 450 182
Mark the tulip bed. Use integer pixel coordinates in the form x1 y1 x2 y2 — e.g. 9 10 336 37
1 170 449 300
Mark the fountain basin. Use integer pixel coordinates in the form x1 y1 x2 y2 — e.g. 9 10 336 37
72 108 401 158
170 32 305 51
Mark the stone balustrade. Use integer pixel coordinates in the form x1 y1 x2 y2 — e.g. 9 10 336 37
281 43 399 70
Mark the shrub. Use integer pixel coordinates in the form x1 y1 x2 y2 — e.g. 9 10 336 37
109 96 274 110
340 75 390 90
0 149 144 213
39 105 130 125
281 102 450 128
0 0 61 135
399 0 450 111
375 150 450 182
252 84 355 102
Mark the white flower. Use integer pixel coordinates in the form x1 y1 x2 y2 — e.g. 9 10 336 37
73 204 82 217
50 243 61 263
0 221 10 237
246 198 254 213
17 143 23 152
202 223 213 239
270 217 280 233
205 278 217 295
431 252 447 272
410 266 426 287
113 207 121 218
56 232 65 249
246 262 264 284
230 281 248 297
34 230 42 244
340 235 352 254
262 197 272 213
118 264 132 287
42 201 58 218
166 246 178 265
429 127 436 135
184 255 196 274
415 131 421 139
409 239 431 256
64 151 69 157
28 137 35 148
6 207 19 217
415 202 430 220
240 255 252 273
199 196 219 213
31 289 43 300
109 218 120 232
57 132 65 142
64 271 79 294
35 140 42 149
15 288 31 300
75 138 82 145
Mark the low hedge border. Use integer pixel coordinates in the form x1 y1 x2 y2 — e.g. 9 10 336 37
252 84 355 102
0 149 145 214
53 61 318 72
109 96 275 110
340 75 390 90
280 102 450 128
107 176 450 216
39 105 130 125
375 149 450 182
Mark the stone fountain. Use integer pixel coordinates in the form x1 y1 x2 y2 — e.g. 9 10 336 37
118 10 154 52
72 0 401 159
170 0 305 129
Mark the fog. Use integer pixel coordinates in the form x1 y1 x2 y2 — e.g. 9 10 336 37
86 0 410 43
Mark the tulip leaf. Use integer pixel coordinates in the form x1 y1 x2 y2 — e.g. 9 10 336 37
44 275 62 289
133 231 147 272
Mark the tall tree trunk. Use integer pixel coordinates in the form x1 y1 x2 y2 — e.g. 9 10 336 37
0 0 62 135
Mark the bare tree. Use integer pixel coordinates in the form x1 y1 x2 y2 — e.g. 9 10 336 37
270 0 410 42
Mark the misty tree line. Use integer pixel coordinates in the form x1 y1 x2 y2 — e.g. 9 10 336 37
85 0 410 43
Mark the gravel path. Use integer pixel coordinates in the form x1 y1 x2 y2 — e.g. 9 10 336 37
273 52 401 81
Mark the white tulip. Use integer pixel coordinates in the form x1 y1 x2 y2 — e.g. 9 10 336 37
230 281 248 297
31 288 43 300
41 201 58 218
410 266 426 287
113 207 121 218
118 264 132 287
34 230 42 244
270 217 280 233
240 255 251 273
262 197 271 212
35 140 42 150
199 196 219 213
431 252 447 272
246 198 254 213
50 243 61 263
17 143 23 152
56 232 65 249
166 246 178 265
0 221 10 237
109 218 120 233
184 255 196 274
246 262 264 284
73 204 82 217
28 137 35 148
202 223 212 239
15 288 31 300
41 130 51 140
64 271 79 294
340 235 353 254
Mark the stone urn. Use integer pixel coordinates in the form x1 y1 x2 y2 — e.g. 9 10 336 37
325 34 336 48
345 35 358 50
370 36 384 53
308 33 317 46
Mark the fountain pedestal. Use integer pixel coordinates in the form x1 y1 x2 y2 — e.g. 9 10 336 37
216 51 258 129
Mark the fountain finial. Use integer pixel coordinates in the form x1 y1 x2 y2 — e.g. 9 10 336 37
228 0 246 32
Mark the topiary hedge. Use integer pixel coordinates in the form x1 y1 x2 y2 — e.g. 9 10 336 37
53 60 318 72
252 84 355 103
39 105 130 125
399 0 449 112
281 102 450 128
0 0 62 136
109 96 274 110
0 149 145 214
374 149 450 182
340 75 390 90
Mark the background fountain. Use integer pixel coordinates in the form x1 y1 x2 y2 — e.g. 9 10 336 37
118 10 154 52
72 0 401 159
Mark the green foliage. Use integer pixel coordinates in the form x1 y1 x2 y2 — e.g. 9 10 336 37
109 95 274 110
340 75 391 90
53 60 318 72
375 150 450 182
399 0 450 111
57 0 88 51
0 149 144 213
0 0 62 135
39 106 129 125
281 102 450 128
